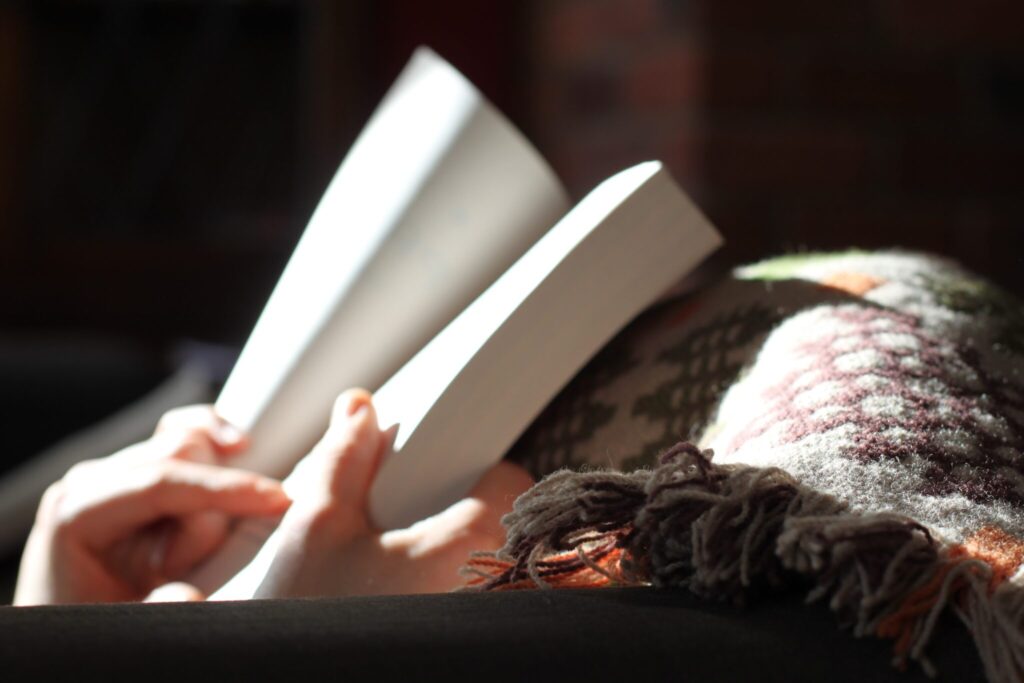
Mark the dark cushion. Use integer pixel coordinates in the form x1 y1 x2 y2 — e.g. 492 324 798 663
0 587 982 682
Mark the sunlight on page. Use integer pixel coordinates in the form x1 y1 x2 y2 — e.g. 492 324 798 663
367 161 722 529
217 54 478 433
373 163 662 446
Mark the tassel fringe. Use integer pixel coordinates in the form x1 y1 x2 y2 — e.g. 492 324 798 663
462 444 1024 683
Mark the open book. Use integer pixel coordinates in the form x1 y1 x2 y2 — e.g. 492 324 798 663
55 47 724 598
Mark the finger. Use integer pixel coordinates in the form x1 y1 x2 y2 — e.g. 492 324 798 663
290 390 383 508
105 427 225 469
71 461 291 549
142 430 221 465
160 510 231 578
383 463 534 558
107 512 231 591
105 519 174 594
155 405 249 456
324 390 384 505
144 582 206 603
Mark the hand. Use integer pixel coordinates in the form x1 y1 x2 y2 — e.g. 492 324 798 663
14 407 291 605
253 389 534 598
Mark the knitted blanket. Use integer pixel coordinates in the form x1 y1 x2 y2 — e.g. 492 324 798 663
470 251 1024 682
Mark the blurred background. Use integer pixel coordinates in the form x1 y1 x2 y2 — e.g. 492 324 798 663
0 0 1023 578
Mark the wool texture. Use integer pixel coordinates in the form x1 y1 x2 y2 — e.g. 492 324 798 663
483 251 1024 683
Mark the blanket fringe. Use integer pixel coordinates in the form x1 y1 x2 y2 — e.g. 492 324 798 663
461 444 1024 683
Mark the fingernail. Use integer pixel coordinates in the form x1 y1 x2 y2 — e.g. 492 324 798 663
347 394 370 417
217 422 245 445
267 490 292 511
257 480 291 502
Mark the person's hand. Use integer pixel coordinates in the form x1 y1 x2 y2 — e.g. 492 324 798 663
252 389 534 598
14 407 291 606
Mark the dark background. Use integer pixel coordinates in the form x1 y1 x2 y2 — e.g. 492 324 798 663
0 1 1023 484
4 0 1024 347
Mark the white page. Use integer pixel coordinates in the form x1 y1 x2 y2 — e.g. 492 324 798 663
215 47 568 478
211 163 722 599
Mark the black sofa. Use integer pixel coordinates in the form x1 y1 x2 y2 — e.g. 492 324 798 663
0 587 983 682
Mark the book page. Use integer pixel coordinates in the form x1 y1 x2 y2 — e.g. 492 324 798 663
215 47 568 479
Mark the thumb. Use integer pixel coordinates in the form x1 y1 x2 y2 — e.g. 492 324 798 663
326 391 385 507
288 389 385 514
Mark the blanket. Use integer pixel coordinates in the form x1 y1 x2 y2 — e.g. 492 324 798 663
474 251 1024 682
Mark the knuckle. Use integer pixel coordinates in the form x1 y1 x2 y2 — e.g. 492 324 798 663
64 462 85 479
38 480 66 517
38 481 79 536
155 406 189 432
149 429 210 462
166 432 206 460
64 459 96 483
156 404 216 434
139 461 178 499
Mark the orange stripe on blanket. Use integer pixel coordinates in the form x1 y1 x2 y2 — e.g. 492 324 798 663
819 271 884 297
961 525 1024 588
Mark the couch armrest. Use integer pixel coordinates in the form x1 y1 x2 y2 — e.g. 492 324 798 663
0 588 979 682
